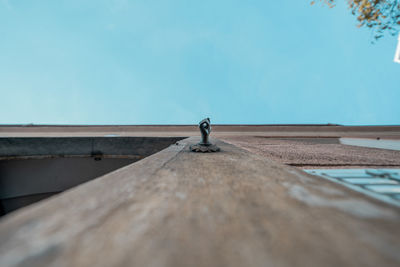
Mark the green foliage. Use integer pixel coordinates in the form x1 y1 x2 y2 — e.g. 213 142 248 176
311 0 400 39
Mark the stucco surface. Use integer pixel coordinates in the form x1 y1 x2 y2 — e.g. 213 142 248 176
221 136 400 168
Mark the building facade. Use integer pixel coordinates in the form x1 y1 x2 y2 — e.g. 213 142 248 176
1 124 400 267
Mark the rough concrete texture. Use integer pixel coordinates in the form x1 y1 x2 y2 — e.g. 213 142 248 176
1 138 400 267
221 136 400 168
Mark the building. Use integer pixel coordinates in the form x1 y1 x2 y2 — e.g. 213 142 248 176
395 33 400 63
0 124 400 267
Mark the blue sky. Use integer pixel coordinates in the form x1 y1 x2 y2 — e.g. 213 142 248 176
0 0 399 125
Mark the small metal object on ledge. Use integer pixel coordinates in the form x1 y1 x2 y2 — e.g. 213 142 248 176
190 118 220 153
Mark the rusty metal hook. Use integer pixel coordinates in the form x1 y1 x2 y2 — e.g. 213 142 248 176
190 118 220 153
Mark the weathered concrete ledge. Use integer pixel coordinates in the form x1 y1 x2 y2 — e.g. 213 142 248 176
0 137 184 159
0 138 399 267
1 125 400 139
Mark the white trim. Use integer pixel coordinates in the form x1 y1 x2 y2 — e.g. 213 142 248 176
339 138 400 151
394 33 400 63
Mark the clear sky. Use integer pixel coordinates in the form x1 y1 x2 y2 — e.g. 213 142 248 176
1 0 399 125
